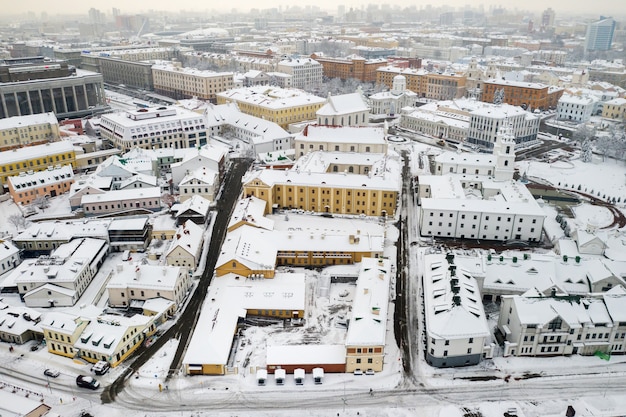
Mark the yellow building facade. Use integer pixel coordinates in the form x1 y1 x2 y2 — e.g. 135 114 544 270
0 112 60 151
243 174 398 217
216 87 326 129
0 141 76 190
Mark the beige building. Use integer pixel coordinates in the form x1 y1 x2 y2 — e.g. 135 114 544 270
602 98 626 120
106 263 192 310
152 61 234 102
242 168 399 216
216 86 326 129
0 112 60 151
294 125 387 158
164 220 204 271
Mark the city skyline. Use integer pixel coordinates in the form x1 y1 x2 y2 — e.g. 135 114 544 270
3 0 625 18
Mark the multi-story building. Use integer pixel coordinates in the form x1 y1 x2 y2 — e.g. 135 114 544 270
107 217 152 252
481 79 564 111
602 98 626 120
0 140 76 192
106 263 191 310
294 124 387 158
312 55 387 82
73 314 156 367
369 75 418 117
585 17 616 51
276 57 322 90
242 168 399 216
400 98 539 149
80 187 162 216
99 106 208 151
178 166 218 203
316 91 370 127
557 94 598 123
418 125 545 242
345 257 391 373
0 57 107 120
423 253 492 368
152 61 234 102
41 312 90 359
7 164 74 206
203 102 293 154
164 220 204 271
376 66 466 100
12 238 108 307
0 112 59 151
498 286 626 357
216 86 326 129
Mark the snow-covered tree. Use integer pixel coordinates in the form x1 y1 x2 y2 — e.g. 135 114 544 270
581 139 593 163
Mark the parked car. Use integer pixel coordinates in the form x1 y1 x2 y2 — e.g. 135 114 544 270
44 369 60 378
76 375 100 390
91 360 110 375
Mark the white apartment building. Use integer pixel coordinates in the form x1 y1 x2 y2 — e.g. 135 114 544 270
400 98 539 149
423 253 492 368
557 94 598 123
276 57 322 90
419 125 545 242
498 286 626 357
99 106 208 152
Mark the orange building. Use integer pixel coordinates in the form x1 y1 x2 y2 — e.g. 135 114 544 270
481 79 564 110
311 54 388 82
376 67 466 100
8 164 74 206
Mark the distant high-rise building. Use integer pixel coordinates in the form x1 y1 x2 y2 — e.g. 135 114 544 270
541 8 555 29
585 17 616 51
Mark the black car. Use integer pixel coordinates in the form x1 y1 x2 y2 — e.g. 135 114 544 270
76 375 100 390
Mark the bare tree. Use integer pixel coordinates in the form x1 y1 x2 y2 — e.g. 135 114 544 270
8 214 27 231
32 195 50 211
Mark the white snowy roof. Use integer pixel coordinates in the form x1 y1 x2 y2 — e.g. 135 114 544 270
152 62 232 78
8 165 74 191
228 196 274 231
165 220 204 258
0 111 57 130
74 314 153 357
423 254 490 339
174 194 211 217
243 167 400 192
179 166 218 186
216 86 326 110
297 124 385 144
108 216 149 231
184 271 306 367
0 141 74 165
293 151 387 174
81 187 161 204
106 264 184 292
316 92 369 116
346 258 391 347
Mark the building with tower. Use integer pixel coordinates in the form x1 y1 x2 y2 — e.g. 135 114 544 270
585 17 616 52
369 74 418 117
417 123 545 242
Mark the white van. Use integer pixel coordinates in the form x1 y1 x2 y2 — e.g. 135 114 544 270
122 250 131 261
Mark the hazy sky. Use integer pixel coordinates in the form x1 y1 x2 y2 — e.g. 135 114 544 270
5 0 625 17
